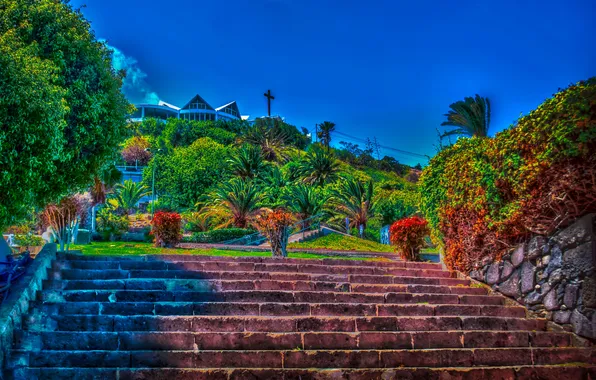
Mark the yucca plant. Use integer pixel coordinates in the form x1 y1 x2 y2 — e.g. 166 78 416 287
300 147 340 187
330 178 376 237
441 94 491 138
241 124 289 162
203 178 264 228
113 180 151 214
227 145 267 179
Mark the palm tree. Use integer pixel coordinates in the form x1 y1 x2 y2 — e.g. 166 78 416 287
227 145 267 179
259 166 291 207
300 147 340 187
90 164 123 205
441 95 491 138
113 180 151 214
317 121 336 150
241 124 288 162
330 178 376 237
284 185 328 221
204 178 263 228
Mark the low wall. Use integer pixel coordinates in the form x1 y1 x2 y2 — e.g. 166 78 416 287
470 214 595 339
0 243 57 371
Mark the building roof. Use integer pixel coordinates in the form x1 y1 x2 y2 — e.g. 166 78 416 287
180 94 214 111
158 100 180 111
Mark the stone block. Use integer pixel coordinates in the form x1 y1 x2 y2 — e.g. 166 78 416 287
498 270 520 297
583 275 596 308
551 213 595 250
553 311 572 324
563 284 579 309
570 309 595 340
562 241 595 278
544 245 562 277
520 261 536 294
527 236 547 260
501 261 514 281
544 288 560 311
485 262 500 285
511 244 525 267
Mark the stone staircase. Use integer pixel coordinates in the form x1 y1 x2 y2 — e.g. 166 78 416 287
5 252 595 379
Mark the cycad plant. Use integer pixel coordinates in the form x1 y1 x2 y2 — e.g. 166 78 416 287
113 180 151 214
300 147 340 187
241 124 288 162
284 184 328 221
441 94 491 138
227 145 267 179
203 178 263 228
330 178 376 237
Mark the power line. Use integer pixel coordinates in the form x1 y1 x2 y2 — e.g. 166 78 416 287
334 131 428 160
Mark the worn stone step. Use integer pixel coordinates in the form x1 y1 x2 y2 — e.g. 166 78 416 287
44 279 486 295
8 347 595 369
55 260 456 276
11 365 596 380
37 289 503 305
54 269 468 285
58 253 443 270
32 301 526 318
14 330 579 351
23 315 548 333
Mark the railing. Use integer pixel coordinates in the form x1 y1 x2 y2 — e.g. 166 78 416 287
222 214 324 246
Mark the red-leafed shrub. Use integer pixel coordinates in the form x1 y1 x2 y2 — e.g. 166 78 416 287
151 211 182 247
252 209 295 258
121 136 151 166
389 216 430 261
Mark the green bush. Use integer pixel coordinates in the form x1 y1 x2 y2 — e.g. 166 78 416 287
182 228 255 244
14 234 45 248
96 208 129 241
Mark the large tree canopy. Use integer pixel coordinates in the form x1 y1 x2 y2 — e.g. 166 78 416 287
0 0 130 229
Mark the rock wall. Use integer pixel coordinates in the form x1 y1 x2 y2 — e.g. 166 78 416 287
470 214 596 340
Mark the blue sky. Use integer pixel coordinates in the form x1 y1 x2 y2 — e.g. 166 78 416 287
72 0 595 166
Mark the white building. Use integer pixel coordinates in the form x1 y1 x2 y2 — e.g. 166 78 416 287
130 95 247 122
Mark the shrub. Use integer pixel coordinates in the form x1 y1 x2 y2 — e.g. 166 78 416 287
252 209 295 258
40 194 91 251
14 234 45 250
121 136 151 166
96 207 129 241
389 216 430 261
182 228 255 244
151 211 182 247
420 78 596 272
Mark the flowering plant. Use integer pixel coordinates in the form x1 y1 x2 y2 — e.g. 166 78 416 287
389 216 430 261
252 209 295 258
151 211 182 247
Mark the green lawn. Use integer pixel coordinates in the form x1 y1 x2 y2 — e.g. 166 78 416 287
69 241 378 261
288 233 396 253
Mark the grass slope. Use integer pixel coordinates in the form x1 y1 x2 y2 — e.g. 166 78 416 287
288 233 396 253
69 242 376 261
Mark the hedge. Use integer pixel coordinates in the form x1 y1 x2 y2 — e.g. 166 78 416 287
420 78 596 272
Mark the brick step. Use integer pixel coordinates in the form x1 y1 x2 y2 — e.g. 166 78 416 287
54 269 468 285
15 330 579 351
23 315 548 333
58 253 443 270
37 289 503 305
33 302 526 317
9 348 595 369
54 261 455 277
44 279 487 295
12 366 596 380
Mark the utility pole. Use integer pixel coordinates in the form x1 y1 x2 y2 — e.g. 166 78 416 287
373 137 381 160
315 124 319 143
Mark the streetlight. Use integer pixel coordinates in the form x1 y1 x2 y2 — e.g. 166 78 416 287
145 148 163 219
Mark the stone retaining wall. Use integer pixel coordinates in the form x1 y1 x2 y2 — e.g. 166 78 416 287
0 244 56 371
470 214 595 339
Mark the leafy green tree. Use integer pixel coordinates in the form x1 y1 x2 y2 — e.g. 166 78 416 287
441 94 491 138
113 180 151 214
0 0 130 229
300 147 340 187
163 119 236 147
284 185 328 221
317 121 336 150
143 138 230 210
260 166 291 207
203 178 263 228
376 190 420 225
227 145 267 179
330 178 376 236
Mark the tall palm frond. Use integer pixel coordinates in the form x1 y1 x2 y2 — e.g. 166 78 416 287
317 121 336 150
441 95 491 138
90 164 123 205
329 178 376 234
113 180 151 214
284 185 329 221
241 124 289 162
227 145 267 179
299 147 340 187
203 178 263 228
